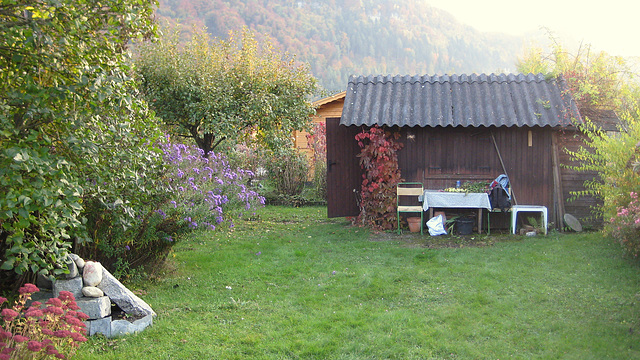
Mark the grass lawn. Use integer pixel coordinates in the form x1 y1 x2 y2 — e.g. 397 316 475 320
76 206 640 359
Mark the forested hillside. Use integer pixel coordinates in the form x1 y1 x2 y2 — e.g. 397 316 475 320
156 0 526 92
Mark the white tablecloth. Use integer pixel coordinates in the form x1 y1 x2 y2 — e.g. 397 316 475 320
421 191 491 211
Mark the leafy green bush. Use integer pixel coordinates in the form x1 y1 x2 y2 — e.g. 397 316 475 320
79 141 266 277
0 132 85 278
0 0 158 288
567 110 640 257
263 148 309 198
307 122 327 201
567 111 640 223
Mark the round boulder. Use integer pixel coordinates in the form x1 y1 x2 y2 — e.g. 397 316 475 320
83 261 103 287
82 286 104 298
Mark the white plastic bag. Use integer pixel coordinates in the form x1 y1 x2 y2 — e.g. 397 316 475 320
427 214 447 236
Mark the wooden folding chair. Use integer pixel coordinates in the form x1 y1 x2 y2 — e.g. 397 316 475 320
396 182 424 235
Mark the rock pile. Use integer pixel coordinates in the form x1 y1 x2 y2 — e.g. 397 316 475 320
43 253 156 338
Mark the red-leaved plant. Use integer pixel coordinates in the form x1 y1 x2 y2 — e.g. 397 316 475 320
0 284 88 359
354 125 404 230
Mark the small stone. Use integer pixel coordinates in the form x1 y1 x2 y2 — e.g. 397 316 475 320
82 286 104 298
65 257 79 279
83 261 103 287
69 253 86 270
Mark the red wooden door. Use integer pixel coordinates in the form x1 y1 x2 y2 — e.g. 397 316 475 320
326 118 362 218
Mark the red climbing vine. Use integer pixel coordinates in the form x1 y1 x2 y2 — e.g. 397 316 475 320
354 125 404 230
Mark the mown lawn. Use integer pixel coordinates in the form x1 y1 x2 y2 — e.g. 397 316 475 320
76 206 640 359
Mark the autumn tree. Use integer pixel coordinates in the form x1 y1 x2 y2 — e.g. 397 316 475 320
136 26 319 156
516 34 639 116
518 35 640 257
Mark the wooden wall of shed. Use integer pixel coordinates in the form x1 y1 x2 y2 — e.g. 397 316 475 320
395 126 555 224
294 98 345 159
556 130 602 228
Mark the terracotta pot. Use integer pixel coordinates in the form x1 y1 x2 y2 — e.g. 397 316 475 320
407 217 421 233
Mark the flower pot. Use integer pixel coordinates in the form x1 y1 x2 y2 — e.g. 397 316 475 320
456 217 474 235
407 217 422 233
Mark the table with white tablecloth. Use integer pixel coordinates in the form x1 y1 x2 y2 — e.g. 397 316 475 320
420 190 492 234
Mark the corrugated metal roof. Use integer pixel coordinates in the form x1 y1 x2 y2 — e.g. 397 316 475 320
340 73 581 128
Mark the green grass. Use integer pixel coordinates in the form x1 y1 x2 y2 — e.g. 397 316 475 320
76 206 640 359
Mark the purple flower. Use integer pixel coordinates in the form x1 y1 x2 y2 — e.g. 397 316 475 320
125 245 130 251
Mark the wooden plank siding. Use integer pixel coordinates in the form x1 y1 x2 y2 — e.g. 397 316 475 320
294 95 345 161
395 126 553 208
556 130 602 228
327 123 603 230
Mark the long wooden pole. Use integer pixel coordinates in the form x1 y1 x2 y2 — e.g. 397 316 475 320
551 132 566 231
490 131 517 205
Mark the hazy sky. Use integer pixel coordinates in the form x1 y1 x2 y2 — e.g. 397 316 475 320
427 0 640 58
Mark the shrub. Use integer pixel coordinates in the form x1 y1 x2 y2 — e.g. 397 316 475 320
307 122 327 201
608 191 640 258
354 126 404 230
0 284 88 359
566 111 640 224
78 140 265 277
0 133 85 281
263 148 309 198
159 141 265 226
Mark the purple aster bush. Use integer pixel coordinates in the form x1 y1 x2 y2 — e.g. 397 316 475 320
159 141 265 230
77 139 264 279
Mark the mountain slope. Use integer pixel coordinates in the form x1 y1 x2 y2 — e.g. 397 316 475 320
156 0 525 92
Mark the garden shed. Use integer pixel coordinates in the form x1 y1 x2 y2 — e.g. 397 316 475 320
326 73 606 230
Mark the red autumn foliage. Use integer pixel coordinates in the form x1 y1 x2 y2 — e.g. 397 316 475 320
354 126 404 230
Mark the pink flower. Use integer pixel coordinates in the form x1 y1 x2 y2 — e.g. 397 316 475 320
27 340 43 352
0 297 6 305
0 353 11 360
1 308 18 321
53 330 71 338
25 309 43 318
45 298 62 307
70 332 87 342
76 312 89 320
44 306 63 315
57 291 75 302
19 283 39 295
12 334 29 343
41 329 54 336
0 330 12 340
65 317 84 327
